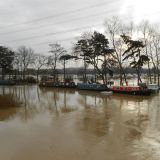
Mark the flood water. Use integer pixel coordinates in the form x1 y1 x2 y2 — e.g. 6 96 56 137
0 85 160 160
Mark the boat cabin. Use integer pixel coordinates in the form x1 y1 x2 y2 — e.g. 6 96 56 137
112 86 143 91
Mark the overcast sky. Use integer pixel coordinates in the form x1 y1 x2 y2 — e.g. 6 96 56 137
0 0 160 55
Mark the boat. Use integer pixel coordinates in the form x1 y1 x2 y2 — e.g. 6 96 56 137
148 84 159 93
77 83 110 91
0 80 15 85
39 81 77 88
111 85 151 96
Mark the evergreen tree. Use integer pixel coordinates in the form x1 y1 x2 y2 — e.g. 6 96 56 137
0 46 15 79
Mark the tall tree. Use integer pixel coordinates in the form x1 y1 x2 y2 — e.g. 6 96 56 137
48 43 66 82
121 34 149 85
13 53 21 80
104 17 127 85
74 37 92 83
33 54 48 82
90 31 115 83
0 46 15 80
74 31 115 84
59 54 77 82
73 32 93 83
152 34 160 85
138 21 153 83
17 46 34 80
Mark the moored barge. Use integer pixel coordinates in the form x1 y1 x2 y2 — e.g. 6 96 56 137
148 84 159 93
111 86 151 96
39 81 77 88
0 80 16 85
77 83 110 91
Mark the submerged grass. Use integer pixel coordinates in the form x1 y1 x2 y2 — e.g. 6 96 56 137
0 95 20 109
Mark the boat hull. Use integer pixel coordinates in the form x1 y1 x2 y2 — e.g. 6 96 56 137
111 85 152 96
39 81 77 88
77 83 110 91
112 89 151 96
0 80 15 85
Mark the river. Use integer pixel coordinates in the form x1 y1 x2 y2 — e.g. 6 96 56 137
0 85 160 160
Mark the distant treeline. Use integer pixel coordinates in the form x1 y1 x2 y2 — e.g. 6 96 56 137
25 67 151 75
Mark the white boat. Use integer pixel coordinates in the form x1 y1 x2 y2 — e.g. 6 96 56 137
148 84 159 93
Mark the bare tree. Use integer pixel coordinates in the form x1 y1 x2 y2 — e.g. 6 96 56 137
48 43 66 82
138 20 153 83
32 54 48 82
143 25 160 85
104 16 127 85
13 53 21 80
152 32 160 85
17 46 34 80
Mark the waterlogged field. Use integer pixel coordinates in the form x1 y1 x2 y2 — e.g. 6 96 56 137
0 85 160 160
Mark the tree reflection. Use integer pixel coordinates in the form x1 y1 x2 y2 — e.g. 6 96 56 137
109 94 152 140
39 87 77 114
76 91 154 141
0 93 21 121
0 85 48 122
60 89 77 113
76 91 111 137
77 90 100 108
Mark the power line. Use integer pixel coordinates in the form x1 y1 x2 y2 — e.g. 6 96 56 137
10 37 78 48
3 10 160 44
32 37 78 46
0 6 159 38
2 9 160 51
0 6 126 35
0 0 121 29
4 23 102 43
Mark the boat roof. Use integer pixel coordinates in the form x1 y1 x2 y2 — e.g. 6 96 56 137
113 85 140 87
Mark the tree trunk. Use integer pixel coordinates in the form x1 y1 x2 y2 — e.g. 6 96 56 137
64 59 66 83
14 69 17 80
147 62 152 84
104 56 107 84
119 63 127 85
157 65 160 86
1 68 4 80
84 56 87 83
153 66 157 84
36 69 39 82
9 72 11 80
94 56 96 83
155 46 160 85
137 68 142 85
23 68 25 80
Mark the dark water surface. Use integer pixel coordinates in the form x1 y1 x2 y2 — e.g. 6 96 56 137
0 85 160 160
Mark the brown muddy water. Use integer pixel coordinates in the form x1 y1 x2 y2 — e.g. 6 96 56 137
0 85 160 160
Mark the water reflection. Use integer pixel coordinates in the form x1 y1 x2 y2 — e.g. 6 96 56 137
0 85 160 160
0 94 20 121
39 87 78 114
